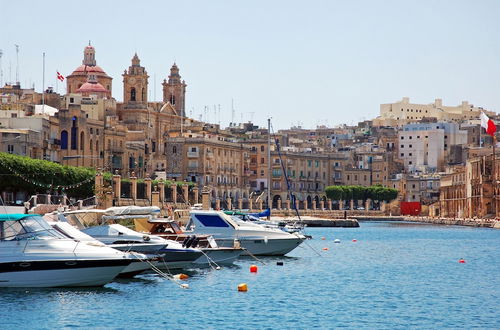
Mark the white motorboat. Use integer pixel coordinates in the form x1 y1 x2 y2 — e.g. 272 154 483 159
140 218 244 266
0 214 134 287
46 218 154 278
185 210 306 256
57 210 203 270
81 224 203 270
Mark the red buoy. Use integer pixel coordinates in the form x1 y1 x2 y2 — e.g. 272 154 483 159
352 239 357 242
321 237 326 240
459 259 466 263
322 247 329 251
250 265 258 273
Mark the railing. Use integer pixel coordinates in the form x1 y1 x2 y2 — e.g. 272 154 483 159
187 151 199 158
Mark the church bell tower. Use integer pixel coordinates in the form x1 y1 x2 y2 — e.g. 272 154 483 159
123 53 149 108
162 63 187 117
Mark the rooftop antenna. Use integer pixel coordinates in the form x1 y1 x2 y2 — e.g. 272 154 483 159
0 49 3 87
231 98 235 126
14 44 19 84
218 104 221 126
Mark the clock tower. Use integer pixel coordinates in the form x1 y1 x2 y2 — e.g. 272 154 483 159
123 53 149 107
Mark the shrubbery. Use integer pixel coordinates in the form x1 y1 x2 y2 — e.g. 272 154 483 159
325 185 398 202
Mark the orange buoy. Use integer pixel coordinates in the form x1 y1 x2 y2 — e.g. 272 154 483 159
321 237 326 240
238 283 248 292
322 247 329 251
174 273 189 280
352 239 357 242
459 259 466 263
250 265 258 273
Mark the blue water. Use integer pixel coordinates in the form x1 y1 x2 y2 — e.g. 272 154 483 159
1 221 499 329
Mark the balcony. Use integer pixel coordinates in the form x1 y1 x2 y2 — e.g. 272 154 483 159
187 151 199 158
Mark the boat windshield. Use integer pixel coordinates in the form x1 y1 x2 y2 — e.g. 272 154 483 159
0 215 67 241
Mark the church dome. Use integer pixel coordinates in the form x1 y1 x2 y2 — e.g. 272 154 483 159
70 64 110 77
77 81 108 93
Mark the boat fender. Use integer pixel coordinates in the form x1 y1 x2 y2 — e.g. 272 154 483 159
143 235 151 242
181 236 190 248
185 235 196 249
191 237 200 248
264 236 268 244
233 239 241 249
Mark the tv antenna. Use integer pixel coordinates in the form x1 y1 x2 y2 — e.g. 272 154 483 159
14 44 19 84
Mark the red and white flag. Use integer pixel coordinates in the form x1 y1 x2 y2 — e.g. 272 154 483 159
57 71 65 82
480 111 496 137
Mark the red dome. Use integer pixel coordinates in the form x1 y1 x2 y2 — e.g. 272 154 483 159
72 65 106 74
77 82 108 93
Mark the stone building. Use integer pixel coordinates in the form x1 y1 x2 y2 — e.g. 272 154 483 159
374 97 495 127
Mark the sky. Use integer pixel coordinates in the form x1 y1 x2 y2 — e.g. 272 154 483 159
1 0 499 129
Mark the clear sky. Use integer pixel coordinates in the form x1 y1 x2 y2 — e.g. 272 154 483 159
1 0 499 129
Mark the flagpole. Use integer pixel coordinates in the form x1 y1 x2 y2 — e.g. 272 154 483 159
493 134 496 218
42 52 45 107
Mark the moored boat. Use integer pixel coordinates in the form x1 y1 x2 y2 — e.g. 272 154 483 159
0 214 134 287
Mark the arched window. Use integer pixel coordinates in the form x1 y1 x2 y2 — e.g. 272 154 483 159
80 131 85 150
170 94 175 105
90 139 93 151
61 130 68 150
96 140 99 152
142 88 145 101
173 146 177 153
131 88 136 101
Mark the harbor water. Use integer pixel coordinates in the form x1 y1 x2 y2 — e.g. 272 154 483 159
1 221 499 329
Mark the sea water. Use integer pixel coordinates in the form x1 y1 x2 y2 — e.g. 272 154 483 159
1 221 499 329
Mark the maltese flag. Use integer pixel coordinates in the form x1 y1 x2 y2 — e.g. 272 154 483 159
480 112 496 137
57 71 65 82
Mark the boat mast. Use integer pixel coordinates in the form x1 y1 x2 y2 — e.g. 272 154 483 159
267 118 271 219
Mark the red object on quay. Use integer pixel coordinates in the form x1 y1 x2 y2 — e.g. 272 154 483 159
250 265 258 273
459 259 466 263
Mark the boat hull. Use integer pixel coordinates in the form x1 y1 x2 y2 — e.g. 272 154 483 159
118 260 153 278
193 248 243 266
215 237 304 256
0 259 131 287
155 249 203 270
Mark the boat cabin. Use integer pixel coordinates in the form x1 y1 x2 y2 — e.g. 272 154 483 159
0 214 66 241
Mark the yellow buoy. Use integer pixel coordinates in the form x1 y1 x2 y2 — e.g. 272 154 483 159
238 283 248 292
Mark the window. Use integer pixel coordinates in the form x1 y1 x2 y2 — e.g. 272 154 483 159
260 145 264 152
80 131 84 150
173 146 177 153
130 88 136 102
401 145 404 148
409 144 412 148
7 145 14 154
401 136 404 140
61 130 68 150
261 158 265 164
409 153 412 156
401 153 404 157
